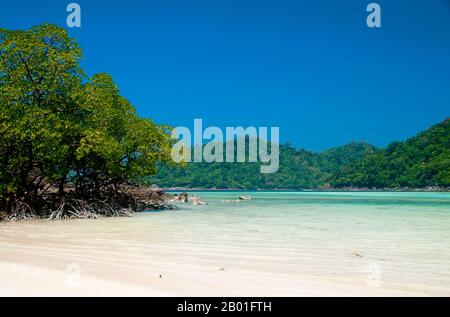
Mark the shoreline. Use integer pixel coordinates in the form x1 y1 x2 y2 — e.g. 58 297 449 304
1 216 448 297
0 186 177 222
1 192 449 296
2 189 448 222
163 187 450 193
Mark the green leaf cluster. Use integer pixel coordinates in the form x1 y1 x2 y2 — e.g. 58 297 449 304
0 24 172 211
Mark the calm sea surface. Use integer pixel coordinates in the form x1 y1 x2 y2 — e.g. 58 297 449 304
1 191 449 294
147 191 450 289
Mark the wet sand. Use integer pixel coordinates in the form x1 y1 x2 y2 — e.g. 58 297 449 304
0 219 447 296
1 192 450 296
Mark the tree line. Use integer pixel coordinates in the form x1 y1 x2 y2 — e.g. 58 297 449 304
149 120 450 190
0 24 173 219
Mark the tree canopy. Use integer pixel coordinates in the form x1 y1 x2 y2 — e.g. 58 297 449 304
149 120 450 190
0 24 173 216
332 119 450 188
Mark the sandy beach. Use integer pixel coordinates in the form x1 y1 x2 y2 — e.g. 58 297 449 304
0 219 441 297
0 261 440 297
1 192 450 297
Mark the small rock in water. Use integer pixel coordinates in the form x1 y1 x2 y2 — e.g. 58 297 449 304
159 274 162 278
219 268 225 271
179 192 189 203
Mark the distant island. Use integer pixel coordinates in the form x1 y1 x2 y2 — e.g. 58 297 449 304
1 24 449 223
148 119 450 191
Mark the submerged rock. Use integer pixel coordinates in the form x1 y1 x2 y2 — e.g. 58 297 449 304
175 192 189 203
125 186 178 211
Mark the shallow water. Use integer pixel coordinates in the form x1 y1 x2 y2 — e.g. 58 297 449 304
157 192 450 288
1 191 450 295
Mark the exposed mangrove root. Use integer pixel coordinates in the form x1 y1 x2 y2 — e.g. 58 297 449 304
0 186 177 222
1 201 38 221
47 198 134 220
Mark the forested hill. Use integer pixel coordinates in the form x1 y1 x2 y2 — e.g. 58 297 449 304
332 119 450 188
148 119 450 190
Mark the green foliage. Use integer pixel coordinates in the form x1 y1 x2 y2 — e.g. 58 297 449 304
72 73 173 191
149 121 450 190
333 119 450 188
147 142 355 190
0 24 172 212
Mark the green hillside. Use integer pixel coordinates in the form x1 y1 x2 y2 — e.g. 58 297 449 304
148 119 449 190
333 119 450 188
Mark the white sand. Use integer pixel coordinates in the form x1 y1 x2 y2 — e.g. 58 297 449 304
0 261 433 297
0 214 448 297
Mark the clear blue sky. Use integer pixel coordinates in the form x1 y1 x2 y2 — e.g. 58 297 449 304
1 0 449 151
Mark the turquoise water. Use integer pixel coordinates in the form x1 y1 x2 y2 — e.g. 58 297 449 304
143 191 450 291
1 191 449 295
